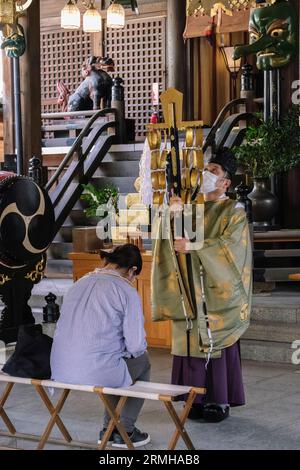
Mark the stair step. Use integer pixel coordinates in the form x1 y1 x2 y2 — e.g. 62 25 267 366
92 161 139 178
42 119 108 133
109 144 144 152
244 320 300 343
103 152 141 162
44 260 73 279
251 304 300 323
254 267 300 282
42 137 76 147
240 339 295 364
58 225 74 243
254 249 300 258
47 242 73 260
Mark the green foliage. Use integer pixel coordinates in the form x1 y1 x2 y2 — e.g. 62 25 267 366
233 106 300 178
80 183 119 218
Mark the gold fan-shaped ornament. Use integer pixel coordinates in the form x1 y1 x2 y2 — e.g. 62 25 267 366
187 0 277 17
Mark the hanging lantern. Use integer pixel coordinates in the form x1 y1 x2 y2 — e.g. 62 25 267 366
107 2 125 29
220 46 242 75
0 0 15 26
61 0 80 30
83 4 102 33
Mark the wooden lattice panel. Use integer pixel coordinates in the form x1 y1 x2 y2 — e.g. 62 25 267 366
41 29 93 114
107 16 166 140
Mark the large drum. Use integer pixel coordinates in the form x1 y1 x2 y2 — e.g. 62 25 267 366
0 172 55 269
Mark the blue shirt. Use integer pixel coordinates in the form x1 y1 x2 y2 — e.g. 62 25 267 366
50 269 147 388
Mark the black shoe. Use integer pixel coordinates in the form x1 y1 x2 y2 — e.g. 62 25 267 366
188 404 205 420
112 427 150 448
97 428 116 445
203 404 230 423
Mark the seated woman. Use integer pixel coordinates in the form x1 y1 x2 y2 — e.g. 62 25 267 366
50 244 150 448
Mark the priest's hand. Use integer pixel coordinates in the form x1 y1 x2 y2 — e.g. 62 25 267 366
174 238 190 254
170 195 183 212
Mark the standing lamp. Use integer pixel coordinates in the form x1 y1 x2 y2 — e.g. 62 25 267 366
220 46 242 100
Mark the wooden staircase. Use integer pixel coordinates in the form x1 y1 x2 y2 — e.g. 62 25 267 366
42 108 124 277
241 288 300 364
203 98 255 153
46 143 144 278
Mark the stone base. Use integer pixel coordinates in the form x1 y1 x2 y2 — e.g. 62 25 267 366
240 339 296 365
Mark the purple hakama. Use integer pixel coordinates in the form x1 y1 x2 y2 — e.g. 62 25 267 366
172 342 245 406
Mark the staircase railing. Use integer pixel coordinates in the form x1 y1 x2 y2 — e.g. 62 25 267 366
46 108 117 193
203 98 246 153
45 107 118 234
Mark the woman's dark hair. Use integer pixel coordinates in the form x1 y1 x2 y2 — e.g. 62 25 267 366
100 244 143 275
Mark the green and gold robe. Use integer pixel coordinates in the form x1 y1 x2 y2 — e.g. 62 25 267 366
152 198 252 358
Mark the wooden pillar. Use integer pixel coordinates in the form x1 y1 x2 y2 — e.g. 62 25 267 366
185 38 193 120
281 0 300 229
281 0 299 115
2 52 14 157
166 0 186 94
18 0 42 173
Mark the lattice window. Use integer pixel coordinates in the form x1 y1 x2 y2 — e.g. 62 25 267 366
107 16 166 140
41 29 93 114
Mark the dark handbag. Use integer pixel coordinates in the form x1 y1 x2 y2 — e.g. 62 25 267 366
2 324 53 379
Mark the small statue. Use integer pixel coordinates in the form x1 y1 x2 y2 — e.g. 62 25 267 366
57 56 115 112
0 0 34 58
1 22 26 58
43 293 60 324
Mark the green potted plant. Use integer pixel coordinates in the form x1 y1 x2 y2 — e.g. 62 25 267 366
233 106 300 230
80 183 119 226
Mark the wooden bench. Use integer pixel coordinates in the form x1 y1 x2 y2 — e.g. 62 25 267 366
0 373 205 450
289 274 300 280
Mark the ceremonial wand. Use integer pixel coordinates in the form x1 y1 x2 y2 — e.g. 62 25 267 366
167 101 194 357
148 88 203 357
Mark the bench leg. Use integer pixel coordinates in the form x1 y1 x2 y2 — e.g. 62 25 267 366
165 390 197 450
0 383 16 435
96 392 134 450
34 385 72 450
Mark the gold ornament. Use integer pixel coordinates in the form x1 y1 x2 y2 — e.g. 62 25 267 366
0 274 12 285
186 0 276 17
25 257 46 283
0 0 33 26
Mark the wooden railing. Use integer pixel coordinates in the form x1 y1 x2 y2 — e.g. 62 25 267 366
203 98 247 153
45 108 118 235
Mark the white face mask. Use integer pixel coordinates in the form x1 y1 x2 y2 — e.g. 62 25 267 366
200 170 219 194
